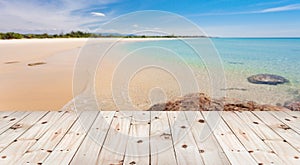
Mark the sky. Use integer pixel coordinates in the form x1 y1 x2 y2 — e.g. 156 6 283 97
0 0 300 37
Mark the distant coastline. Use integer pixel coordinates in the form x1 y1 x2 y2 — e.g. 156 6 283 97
1 32 300 40
0 31 211 40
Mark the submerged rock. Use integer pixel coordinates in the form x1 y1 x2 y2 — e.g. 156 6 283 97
247 74 289 85
147 92 290 111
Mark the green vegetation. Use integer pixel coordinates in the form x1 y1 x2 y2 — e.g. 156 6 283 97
0 32 24 39
0 31 208 40
123 35 177 38
0 31 93 39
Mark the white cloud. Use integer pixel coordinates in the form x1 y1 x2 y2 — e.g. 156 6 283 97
259 4 300 13
203 24 300 37
190 3 300 17
0 0 115 33
91 12 106 17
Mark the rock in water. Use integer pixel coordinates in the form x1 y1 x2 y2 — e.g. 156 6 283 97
247 74 289 85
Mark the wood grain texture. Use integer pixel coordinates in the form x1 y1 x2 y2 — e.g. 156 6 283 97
236 111 300 164
0 111 298 165
150 111 177 165
202 111 257 165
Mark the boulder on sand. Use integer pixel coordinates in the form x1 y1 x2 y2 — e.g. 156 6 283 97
147 92 290 111
284 101 300 111
247 74 289 85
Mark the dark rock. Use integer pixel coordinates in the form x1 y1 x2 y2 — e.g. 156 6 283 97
228 61 244 65
247 74 289 85
148 103 167 111
284 101 300 111
221 88 247 91
147 92 290 111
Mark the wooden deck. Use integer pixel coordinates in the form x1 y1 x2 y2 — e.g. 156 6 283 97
0 111 299 164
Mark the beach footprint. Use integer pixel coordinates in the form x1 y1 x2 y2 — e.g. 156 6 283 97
27 62 47 66
4 61 20 64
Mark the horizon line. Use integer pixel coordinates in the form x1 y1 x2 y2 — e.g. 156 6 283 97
1 31 300 39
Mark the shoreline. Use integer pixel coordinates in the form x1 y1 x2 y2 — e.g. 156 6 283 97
0 37 179 43
0 38 298 111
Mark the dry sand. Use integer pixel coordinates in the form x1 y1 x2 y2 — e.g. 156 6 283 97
0 38 177 110
0 38 296 111
0 39 88 110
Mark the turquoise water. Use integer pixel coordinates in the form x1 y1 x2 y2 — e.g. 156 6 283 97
213 38 300 83
69 38 300 111
119 38 300 105
123 38 300 84
123 38 300 74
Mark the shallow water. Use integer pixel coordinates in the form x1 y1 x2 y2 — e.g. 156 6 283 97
67 38 300 111
122 38 300 104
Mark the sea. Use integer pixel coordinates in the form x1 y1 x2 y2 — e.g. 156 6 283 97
68 38 300 111
122 38 300 105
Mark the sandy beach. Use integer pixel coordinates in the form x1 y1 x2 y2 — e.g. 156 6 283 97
0 39 87 110
0 38 179 110
0 38 298 111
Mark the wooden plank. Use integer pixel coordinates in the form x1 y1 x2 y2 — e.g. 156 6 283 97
70 111 115 164
97 111 133 165
168 111 204 165
0 111 298 164
0 112 9 116
17 111 78 164
236 111 300 164
253 111 300 152
43 111 99 164
123 111 150 165
150 111 177 165
0 112 47 153
271 111 300 134
235 112 282 141
0 112 29 135
285 111 300 119
202 111 257 165
185 111 230 165
0 111 64 164
222 111 283 164
0 112 15 122
0 112 22 133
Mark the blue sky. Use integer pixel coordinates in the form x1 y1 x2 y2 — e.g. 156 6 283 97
0 0 300 37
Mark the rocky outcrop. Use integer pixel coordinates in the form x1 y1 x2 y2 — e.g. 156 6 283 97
247 74 289 85
284 101 300 111
148 92 291 111
148 93 213 111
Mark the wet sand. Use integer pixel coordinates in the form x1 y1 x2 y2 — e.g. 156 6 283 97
0 38 296 111
0 38 177 110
